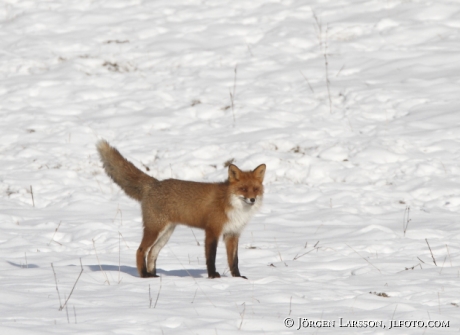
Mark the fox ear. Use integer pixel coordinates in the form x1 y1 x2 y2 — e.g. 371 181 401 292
228 164 242 182
252 164 266 182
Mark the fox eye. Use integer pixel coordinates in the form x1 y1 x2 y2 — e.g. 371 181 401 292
239 187 248 192
253 187 259 192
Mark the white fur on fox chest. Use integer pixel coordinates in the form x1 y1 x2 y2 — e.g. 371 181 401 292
222 194 262 236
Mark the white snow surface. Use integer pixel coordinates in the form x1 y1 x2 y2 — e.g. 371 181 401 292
1 0 460 333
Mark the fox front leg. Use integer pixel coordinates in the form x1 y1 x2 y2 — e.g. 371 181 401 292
224 234 247 279
205 230 221 278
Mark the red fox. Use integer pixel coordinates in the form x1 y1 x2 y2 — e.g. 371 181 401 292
96 140 266 279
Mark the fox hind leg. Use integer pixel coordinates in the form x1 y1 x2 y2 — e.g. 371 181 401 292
136 228 160 278
146 224 176 276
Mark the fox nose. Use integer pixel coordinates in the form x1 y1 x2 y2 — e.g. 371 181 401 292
250 198 255 203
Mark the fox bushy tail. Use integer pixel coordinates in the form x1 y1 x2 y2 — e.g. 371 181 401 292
96 140 155 201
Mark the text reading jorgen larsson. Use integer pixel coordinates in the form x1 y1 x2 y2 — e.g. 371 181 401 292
284 317 450 330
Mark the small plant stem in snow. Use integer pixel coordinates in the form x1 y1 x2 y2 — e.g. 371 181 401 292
299 70 314 93
65 295 70 323
346 244 381 274
51 263 63 310
48 221 62 246
238 302 246 331
275 238 288 266
149 284 153 308
229 64 238 127
191 288 198 304
293 241 320 260
60 259 84 311
112 205 123 226
153 276 162 309
93 238 110 285
190 228 200 246
425 238 437 266
30 185 35 207
391 304 398 320
403 206 411 236
119 231 130 249
439 256 447 274
336 64 345 77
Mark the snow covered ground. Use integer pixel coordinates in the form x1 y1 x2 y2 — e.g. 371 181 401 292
1 0 460 333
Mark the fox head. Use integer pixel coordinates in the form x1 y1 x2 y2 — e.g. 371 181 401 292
228 164 266 206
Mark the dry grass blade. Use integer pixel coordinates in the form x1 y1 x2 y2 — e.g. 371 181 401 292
60 259 84 311
190 228 200 246
299 70 314 93
93 238 110 284
346 244 381 274
425 238 437 266
153 276 162 309
48 221 62 246
30 185 35 207
403 206 411 236
51 263 63 310
149 284 153 308
238 302 246 331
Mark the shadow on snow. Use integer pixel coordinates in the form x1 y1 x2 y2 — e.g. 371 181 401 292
86 264 207 278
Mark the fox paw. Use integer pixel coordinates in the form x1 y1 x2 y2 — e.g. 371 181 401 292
140 269 159 278
208 272 221 278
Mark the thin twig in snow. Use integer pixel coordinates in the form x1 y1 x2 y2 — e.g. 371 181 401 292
30 185 35 207
403 206 411 237
425 238 437 266
439 256 447 274
336 64 345 77
149 284 153 308
299 70 314 93
275 238 288 266
51 263 63 310
346 244 381 274
391 304 398 320
60 259 84 311
153 276 162 309
65 295 70 323
190 228 200 246
48 221 62 246
119 231 130 249
112 205 123 226
238 302 246 331
229 64 238 126
93 238 110 284
191 288 198 304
